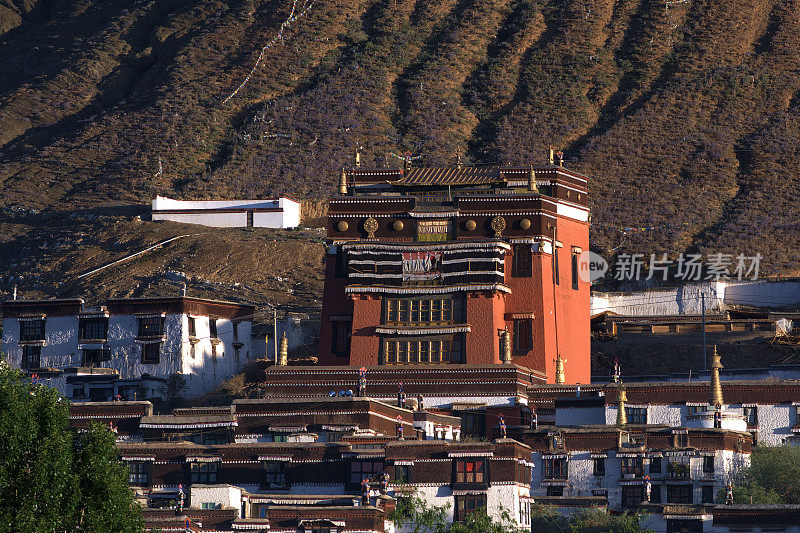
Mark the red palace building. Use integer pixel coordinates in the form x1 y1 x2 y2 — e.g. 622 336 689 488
319 154 590 384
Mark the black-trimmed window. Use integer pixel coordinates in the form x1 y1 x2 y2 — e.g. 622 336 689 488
667 484 693 504
546 485 563 496
79 318 108 341
209 318 218 339
141 343 160 364
513 319 533 355
622 485 644 508
626 407 647 424
743 406 758 426
262 461 287 488
137 317 164 337
455 494 486 522
650 483 662 503
553 247 560 285
350 460 382 485
511 244 532 277
22 345 41 369
621 457 644 477
701 485 714 504
128 462 149 485
190 462 217 483
188 317 197 337
454 460 485 484
649 457 662 474
702 456 715 474
460 412 485 438
592 458 605 476
394 465 410 483
571 251 579 290
383 336 463 364
82 348 111 367
543 457 568 480
331 321 351 356
335 247 349 278
20 319 45 342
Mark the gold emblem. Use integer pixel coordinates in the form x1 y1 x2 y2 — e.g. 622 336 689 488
337 220 349 232
364 217 379 238
392 220 404 231
490 216 506 237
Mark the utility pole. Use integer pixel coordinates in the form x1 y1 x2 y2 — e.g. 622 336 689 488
702 293 707 371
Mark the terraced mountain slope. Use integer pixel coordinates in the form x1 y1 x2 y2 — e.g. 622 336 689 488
1 0 800 287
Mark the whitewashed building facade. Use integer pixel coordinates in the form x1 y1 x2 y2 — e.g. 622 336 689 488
1 297 254 399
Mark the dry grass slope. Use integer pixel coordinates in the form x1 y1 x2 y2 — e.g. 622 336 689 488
1 0 799 290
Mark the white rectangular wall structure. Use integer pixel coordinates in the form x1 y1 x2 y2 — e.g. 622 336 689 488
1 297 255 400
151 196 301 229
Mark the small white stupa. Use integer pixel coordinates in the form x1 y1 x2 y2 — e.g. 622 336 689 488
685 346 747 431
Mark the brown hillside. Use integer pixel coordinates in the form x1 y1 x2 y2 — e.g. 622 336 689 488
1 0 800 280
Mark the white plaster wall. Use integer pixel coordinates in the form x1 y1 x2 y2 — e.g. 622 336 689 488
151 196 300 229
604 405 683 426
181 316 252 397
152 211 249 227
391 483 528 526
278 197 301 228
729 403 794 445
106 313 183 380
723 279 800 309
190 484 242 513
591 282 725 316
1 316 81 368
556 406 605 426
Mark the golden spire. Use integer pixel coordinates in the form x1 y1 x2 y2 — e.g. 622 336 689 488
279 332 288 366
616 381 628 427
354 145 361 168
554 354 566 384
528 165 538 192
339 168 348 195
549 146 555 165
710 345 724 409
456 152 463 169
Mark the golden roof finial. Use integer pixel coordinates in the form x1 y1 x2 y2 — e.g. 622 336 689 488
279 332 288 366
528 165 538 192
710 345 724 408
456 152 463 169
616 381 628 426
354 145 361 168
554 354 566 384
549 146 555 165
338 168 348 195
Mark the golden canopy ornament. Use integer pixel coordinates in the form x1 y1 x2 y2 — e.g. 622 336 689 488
491 216 506 237
363 217 379 238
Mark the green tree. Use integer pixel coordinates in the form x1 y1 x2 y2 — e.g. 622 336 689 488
0 364 143 532
390 491 652 533
726 445 800 504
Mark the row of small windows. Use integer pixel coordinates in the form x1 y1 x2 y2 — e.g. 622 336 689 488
384 298 462 325
19 316 231 343
621 484 714 507
383 337 464 365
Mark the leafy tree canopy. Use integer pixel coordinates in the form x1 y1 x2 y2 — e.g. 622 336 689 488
727 445 800 504
390 491 653 533
0 364 143 533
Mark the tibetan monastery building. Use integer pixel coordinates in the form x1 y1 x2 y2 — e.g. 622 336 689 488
319 156 591 384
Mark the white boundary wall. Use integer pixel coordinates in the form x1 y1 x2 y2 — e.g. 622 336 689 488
152 196 301 228
591 279 800 317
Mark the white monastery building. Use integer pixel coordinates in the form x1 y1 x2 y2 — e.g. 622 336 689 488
151 195 301 228
1 297 254 400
